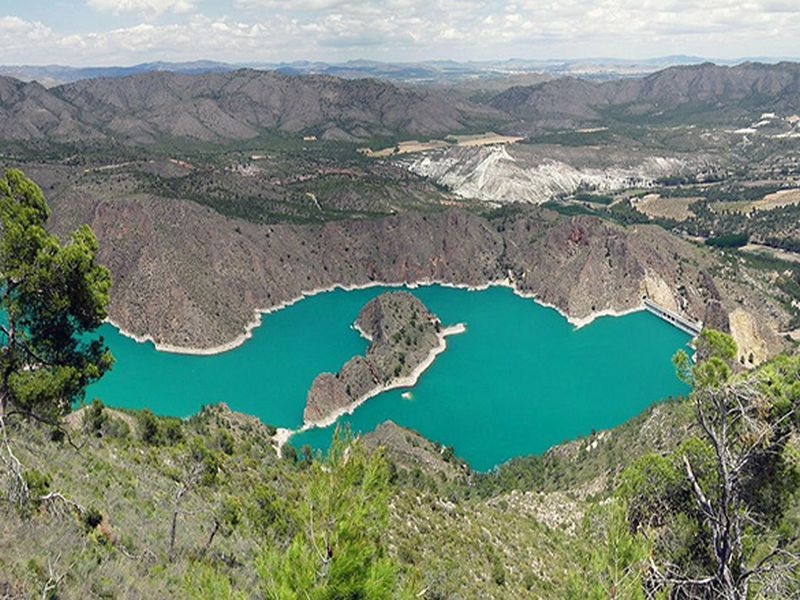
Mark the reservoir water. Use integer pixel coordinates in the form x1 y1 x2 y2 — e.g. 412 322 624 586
87 285 691 471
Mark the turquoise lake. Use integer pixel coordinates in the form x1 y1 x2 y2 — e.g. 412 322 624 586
87 285 691 471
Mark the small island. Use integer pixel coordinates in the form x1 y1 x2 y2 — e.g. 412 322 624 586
303 292 465 427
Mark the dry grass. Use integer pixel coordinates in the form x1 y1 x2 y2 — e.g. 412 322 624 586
359 131 524 158
446 132 525 147
751 188 800 211
359 140 450 158
739 243 800 264
635 193 697 221
710 188 800 214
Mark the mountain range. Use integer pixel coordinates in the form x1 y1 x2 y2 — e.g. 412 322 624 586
2 55 797 87
0 61 798 149
492 61 800 129
0 69 501 145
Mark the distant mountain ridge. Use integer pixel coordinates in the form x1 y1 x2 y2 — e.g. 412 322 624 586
3 56 798 87
0 60 233 87
0 61 798 148
491 61 800 128
0 69 501 145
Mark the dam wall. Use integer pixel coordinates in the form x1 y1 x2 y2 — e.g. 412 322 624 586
643 298 702 337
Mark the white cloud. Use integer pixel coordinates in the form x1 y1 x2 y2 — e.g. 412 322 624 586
86 0 196 16
49 15 297 64
0 16 34 32
234 0 351 9
0 16 55 56
0 15 52 37
2 0 799 66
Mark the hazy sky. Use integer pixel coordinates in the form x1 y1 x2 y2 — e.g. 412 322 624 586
0 0 797 66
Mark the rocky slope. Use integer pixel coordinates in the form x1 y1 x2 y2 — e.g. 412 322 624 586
44 184 790 362
304 292 452 425
0 77 100 142
0 399 692 598
406 144 689 204
2 62 799 149
0 69 502 145
360 420 470 483
491 62 800 129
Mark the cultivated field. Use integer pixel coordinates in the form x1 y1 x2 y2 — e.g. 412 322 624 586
634 193 697 221
710 188 800 214
359 131 524 158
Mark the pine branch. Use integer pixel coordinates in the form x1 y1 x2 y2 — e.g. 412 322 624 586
5 408 85 453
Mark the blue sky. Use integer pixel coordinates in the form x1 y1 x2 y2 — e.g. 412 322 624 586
0 0 797 66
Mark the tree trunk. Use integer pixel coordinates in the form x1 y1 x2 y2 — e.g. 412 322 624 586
202 518 220 555
168 484 188 562
168 505 179 562
1 312 16 419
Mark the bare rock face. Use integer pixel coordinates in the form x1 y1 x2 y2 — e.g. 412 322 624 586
303 292 442 425
407 145 689 205
728 308 778 367
45 189 792 359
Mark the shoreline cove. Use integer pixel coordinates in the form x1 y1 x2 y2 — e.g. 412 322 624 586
91 284 692 468
106 278 647 356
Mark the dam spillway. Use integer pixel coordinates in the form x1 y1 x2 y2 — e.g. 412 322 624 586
643 298 702 337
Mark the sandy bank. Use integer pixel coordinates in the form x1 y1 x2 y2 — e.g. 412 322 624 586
273 428 295 458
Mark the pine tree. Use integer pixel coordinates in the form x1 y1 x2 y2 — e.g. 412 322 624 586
0 168 112 422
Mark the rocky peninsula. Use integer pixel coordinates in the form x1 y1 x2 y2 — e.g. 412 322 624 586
303 292 464 427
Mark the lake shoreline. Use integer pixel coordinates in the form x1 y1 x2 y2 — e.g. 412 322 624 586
92 284 690 470
107 278 645 356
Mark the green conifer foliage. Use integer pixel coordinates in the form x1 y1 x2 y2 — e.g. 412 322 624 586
0 169 112 421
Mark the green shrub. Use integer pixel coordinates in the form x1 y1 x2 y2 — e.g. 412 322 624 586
82 506 103 532
163 419 185 445
104 417 130 440
490 559 505 586
218 430 235 456
705 233 748 248
21 469 51 516
83 399 108 436
138 409 162 445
